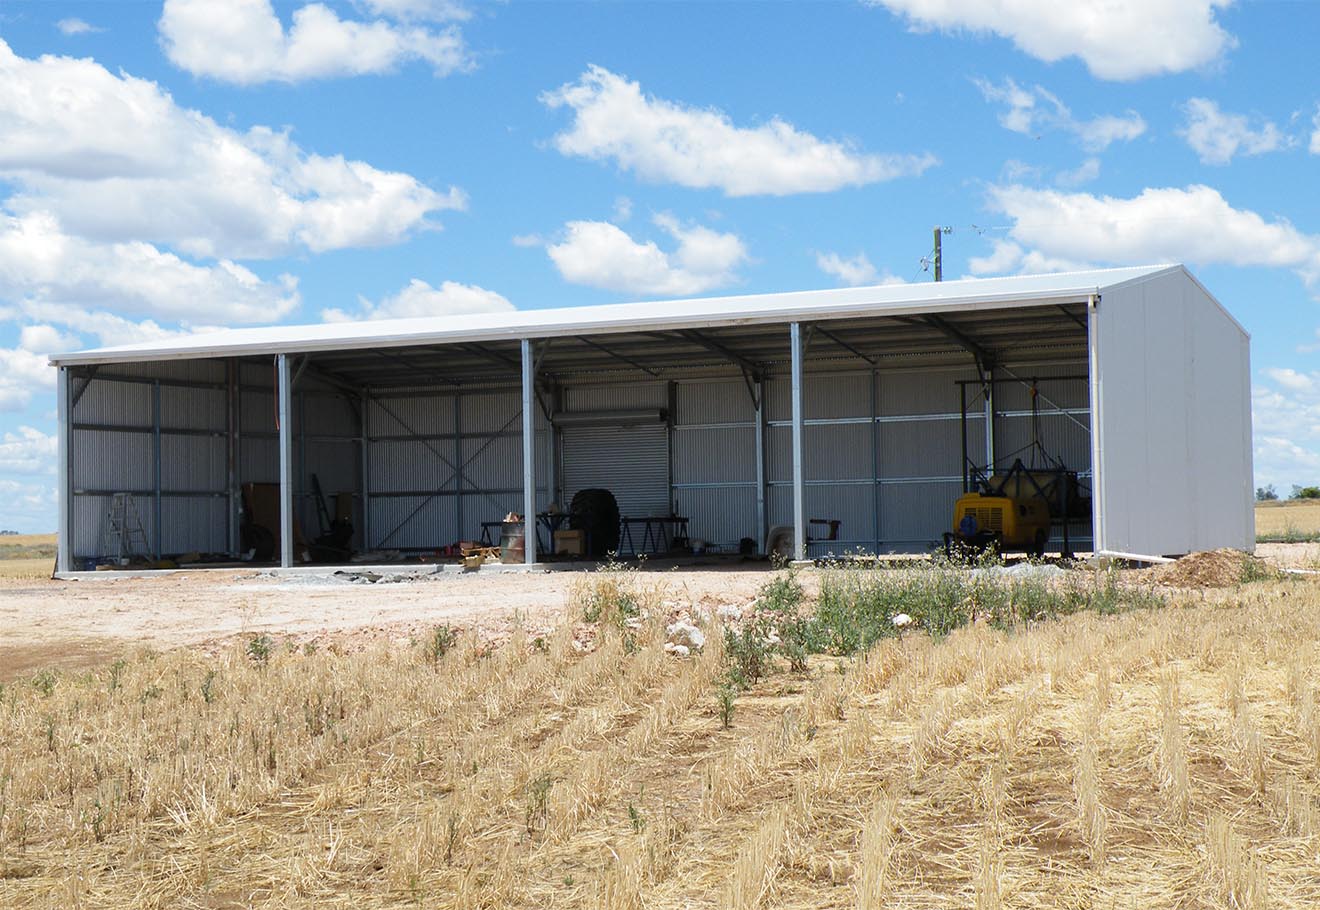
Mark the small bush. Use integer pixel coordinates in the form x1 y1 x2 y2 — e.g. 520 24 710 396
424 624 458 665
716 683 737 729
247 634 275 666
724 616 775 687
576 558 645 626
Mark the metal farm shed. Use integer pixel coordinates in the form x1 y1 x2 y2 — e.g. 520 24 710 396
49 264 1253 573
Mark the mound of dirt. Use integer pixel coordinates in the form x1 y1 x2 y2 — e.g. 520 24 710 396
1153 548 1255 588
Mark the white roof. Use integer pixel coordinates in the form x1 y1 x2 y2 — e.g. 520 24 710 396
50 264 1179 366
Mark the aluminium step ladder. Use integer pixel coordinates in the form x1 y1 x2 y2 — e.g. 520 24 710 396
102 493 151 563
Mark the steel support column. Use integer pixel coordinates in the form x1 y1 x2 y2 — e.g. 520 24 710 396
1086 294 1105 553
790 322 806 561
755 377 767 554
521 339 538 565
56 367 71 573
983 367 996 474
226 360 239 556
359 389 371 551
152 379 162 559
278 354 294 568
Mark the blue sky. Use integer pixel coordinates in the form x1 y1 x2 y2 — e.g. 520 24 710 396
0 0 1316 530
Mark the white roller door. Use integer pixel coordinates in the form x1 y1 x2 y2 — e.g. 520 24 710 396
561 424 670 519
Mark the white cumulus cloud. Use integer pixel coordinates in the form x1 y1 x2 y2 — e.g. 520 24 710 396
1180 98 1290 165
1253 375 1320 490
0 426 57 473
1264 367 1314 392
0 38 464 260
817 252 879 286
1056 157 1101 187
974 78 1146 151
0 347 55 411
159 0 470 85
56 18 102 36
546 215 748 296
0 211 300 326
815 252 906 287
972 184 1320 292
542 65 936 197
323 279 514 321
870 0 1236 80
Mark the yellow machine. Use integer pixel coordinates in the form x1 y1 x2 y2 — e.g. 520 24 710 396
946 490 1051 557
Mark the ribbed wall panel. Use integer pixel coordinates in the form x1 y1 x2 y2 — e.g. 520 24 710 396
161 434 224 491
676 379 751 425
565 382 667 411
73 430 152 490
241 391 276 434
672 426 755 483
994 365 1089 411
372 394 455 437
96 359 225 383
303 393 358 436
993 413 1091 475
304 438 359 496
804 372 872 419
74 494 155 560
74 379 152 426
462 433 525 491
766 484 874 553
161 386 225 432
878 367 980 416
880 417 982 479
459 391 519 433
369 496 455 550
672 486 756 550
238 360 268 386
879 480 963 549
161 497 226 553
241 437 279 484
766 423 873 483
370 439 456 491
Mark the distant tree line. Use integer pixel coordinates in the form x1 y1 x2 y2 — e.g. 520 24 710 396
1257 484 1320 501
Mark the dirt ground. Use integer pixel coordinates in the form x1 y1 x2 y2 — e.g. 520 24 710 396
4 541 1312 682
0 564 776 680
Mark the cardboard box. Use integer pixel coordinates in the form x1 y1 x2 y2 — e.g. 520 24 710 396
554 529 585 556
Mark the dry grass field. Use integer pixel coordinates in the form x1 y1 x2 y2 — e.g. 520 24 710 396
1255 500 1320 541
2 558 1319 908
0 534 55 580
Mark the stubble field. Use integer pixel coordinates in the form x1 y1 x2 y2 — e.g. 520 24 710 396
2 557 1318 909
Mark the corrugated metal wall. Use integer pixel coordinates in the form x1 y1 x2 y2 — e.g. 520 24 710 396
363 388 548 550
671 378 758 552
66 352 1093 562
669 361 1090 556
70 359 230 560
559 382 671 526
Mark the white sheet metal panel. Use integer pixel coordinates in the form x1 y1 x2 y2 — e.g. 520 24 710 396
1093 267 1252 555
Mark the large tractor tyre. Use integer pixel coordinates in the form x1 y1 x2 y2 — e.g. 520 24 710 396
569 488 620 558
1031 529 1049 559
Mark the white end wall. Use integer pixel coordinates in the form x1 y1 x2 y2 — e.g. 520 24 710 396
1091 268 1253 556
